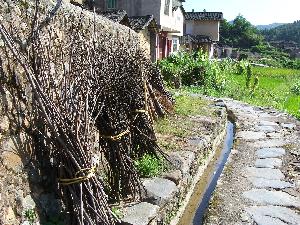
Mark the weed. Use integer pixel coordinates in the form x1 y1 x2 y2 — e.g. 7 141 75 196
291 80 300 95
24 209 36 224
246 64 252 88
111 207 124 219
134 154 163 178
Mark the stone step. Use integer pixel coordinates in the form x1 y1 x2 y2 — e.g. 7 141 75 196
246 205 300 225
246 167 285 180
256 147 286 158
236 131 266 140
122 202 159 225
255 158 282 168
142 178 177 206
248 177 293 189
243 189 300 209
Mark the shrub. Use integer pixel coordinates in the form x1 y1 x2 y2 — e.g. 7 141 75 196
158 50 233 92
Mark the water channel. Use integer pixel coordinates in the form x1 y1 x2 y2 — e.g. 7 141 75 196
177 121 235 225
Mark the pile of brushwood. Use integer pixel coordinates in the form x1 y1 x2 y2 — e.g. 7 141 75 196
0 0 172 224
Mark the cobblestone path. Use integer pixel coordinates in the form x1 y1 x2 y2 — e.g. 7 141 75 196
205 99 300 225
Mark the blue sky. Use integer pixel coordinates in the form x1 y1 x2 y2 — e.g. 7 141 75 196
183 0 300 25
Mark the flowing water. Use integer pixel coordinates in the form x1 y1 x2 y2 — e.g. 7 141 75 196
177 121 235 225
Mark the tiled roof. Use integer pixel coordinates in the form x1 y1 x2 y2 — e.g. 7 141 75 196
172 0 185 11
172 0 184 8
185 12 223 21
181 34 213 44
128 15 156 32
96 9 127 23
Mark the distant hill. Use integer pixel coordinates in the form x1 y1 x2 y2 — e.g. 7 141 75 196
256 23 286 30
262 21 300 45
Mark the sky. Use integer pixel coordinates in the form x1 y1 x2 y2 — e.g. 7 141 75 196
183 0 300 25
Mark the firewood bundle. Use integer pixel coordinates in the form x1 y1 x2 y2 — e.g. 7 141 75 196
0 0 172 224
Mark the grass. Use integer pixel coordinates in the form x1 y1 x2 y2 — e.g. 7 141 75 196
183 67 300 119
173 94 213 116
154 94 217 153
229 67 300 119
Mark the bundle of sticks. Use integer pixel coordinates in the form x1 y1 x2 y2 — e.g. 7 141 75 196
0 0 172 224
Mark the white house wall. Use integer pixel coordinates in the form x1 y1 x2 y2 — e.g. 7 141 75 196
159 0 184 34
186 20 220 41
172 7 184 36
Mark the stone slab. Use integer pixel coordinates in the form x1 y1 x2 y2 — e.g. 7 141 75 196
215 101 226 108
256 147 286 158
259 121 278 127
246 205 300 225
281 123 296 130
255 158 282 168
122 202 159 225
248 177 293 189
249 214 288 225
255 125 276 133
253 140 286 148
142 178 177 206
236 131 266 140
22 195 36 210
246 167 285 180
162 170 182 185
243 189 300 208
168 151 195 180
188 137 208 149
266 132 282 139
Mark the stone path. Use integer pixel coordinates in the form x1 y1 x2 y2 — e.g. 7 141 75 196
205 99 300 225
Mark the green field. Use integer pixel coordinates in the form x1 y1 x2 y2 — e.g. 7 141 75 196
181 67 300 119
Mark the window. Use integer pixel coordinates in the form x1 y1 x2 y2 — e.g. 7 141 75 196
107 0 116 9
164 0 170 15
173 38 178 52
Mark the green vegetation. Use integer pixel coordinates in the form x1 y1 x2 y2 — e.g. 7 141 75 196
155 117 189 138
262 20 300 45
174 94 213 116
154 94 216 153
220 15 263 48
134 154 164 178
291 80 300 95
158 51 231 91
221 67 300 119
24 209 36 224
159 52 300 119
111 207 124 219
220 16 300 70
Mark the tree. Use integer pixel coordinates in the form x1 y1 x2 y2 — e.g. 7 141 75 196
220 15 263 48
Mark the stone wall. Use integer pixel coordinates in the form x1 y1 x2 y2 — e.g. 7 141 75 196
120 103 229 224
0 0 152 224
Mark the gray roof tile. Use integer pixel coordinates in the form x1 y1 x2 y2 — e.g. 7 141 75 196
185 12 223 21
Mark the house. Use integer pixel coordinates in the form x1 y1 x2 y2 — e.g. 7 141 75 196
89 0 185 60
128 15 159 62
96 9 130 26
95 10 159 62
216 44 233 58
182 11 223 58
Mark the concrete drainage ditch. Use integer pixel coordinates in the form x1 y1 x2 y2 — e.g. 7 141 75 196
120 100 236 225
